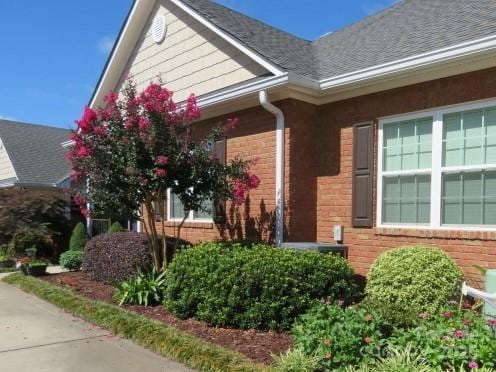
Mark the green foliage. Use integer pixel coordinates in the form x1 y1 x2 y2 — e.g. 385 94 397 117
113 268 167 306
8 227 50 256
107 222 124 234
165 242 357 331
59 250 84 271
273 348 319 372
345 345 433 372
69 222 87 251
389 303 496 370
0 188 70 256
365 245 464 327
3 274 269 372
293 303 385 370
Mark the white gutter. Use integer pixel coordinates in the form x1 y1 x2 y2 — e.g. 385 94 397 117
259 90 284 245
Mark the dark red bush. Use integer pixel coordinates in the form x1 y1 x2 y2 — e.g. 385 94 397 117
82 232 152 282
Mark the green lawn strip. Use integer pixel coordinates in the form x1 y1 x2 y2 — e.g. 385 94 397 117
2 274 272 372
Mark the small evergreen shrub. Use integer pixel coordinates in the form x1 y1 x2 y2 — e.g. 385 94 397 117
107 222 124 234
293 303 385 370
59 250 84 271
69 222 87 251
82 232 151 282
164 242 357 331
365 245 464 327
113 268 166 306
8 228 50 255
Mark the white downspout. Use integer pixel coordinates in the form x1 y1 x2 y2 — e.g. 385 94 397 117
259 90 284 245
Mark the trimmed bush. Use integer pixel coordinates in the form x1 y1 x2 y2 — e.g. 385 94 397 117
164 242 357 331
293 303 385 370
69 222 87 251
82 232 151 282
107 222 124 234
365 245 464 327
59 250 83 271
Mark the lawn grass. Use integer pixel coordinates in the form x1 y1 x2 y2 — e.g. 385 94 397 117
2 273 272 372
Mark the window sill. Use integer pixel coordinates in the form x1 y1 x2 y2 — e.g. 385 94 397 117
375 226 496 241
163 221 214 229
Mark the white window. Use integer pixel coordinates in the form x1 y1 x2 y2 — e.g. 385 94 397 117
377 99 496 229
167 189 213 222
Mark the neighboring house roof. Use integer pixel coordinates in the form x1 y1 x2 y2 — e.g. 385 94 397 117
0 120 71 187
181 0 496 80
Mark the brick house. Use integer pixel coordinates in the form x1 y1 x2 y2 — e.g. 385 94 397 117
89 0 496 277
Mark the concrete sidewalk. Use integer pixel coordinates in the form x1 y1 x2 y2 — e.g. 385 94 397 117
0 278 193 372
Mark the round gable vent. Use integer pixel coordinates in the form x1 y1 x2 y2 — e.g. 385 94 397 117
152 14 167 44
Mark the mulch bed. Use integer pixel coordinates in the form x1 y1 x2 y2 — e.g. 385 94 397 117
40 271 293 364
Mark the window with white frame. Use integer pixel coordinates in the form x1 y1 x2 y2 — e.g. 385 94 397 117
378 100 496 228
167 190 213 222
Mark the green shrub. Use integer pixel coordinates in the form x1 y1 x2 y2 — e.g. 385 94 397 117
165 242 357 331
389 303 496 370
59 250 84 271
69 222 87 251
273 348 319 372
293 303 385 370
113 268 167 306
365 245 464 327
8 228 50 256
107 222 124 235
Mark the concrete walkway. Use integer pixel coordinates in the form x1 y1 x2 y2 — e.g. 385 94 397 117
0 278 193 372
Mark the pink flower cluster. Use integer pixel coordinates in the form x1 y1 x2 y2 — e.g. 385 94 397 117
233 173 261 205
185 94 200 121
155 155 169 178
76 106 97 133
139 83 175 114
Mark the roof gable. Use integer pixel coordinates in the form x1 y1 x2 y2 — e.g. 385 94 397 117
115 0 270 101
0 120 71 187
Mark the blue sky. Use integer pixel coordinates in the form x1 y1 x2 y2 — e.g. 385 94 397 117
0 0 398 129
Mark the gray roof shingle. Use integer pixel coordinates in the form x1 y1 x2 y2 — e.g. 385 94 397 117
0 120 71 187
181 0 496 80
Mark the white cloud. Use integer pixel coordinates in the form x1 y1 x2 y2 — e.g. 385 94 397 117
97 36 115 55
0 114 15 121
361 0 400 15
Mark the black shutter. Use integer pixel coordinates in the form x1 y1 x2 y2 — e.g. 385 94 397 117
352 122 374 227
213 138 226 224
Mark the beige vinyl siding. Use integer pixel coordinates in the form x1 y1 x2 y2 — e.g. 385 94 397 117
116 0 269 101
0 139 16 182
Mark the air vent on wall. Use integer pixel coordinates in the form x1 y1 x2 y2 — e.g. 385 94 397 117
152 14 167 44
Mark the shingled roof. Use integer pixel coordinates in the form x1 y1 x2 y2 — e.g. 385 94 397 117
181 0 496 80
0 120 71 187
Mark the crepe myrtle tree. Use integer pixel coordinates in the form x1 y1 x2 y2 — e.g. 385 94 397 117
66 79 260 269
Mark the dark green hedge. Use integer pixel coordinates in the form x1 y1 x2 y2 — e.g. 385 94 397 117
165 242 357 331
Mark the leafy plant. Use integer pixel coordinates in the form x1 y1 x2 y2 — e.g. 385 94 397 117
273 348 319 372
113 268 167 306
69 222 87 251
0 188 71 257
164 242 357 331
59 250 84 271
389 302 496 370
107 222 124 234
345 345 432 372
82 232 151 282
293 303 385 370
68 79 260 269
365 245 464 327
8 227 51 256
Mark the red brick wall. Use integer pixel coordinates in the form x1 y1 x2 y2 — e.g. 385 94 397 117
149 66 496 280
317 66 496 279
